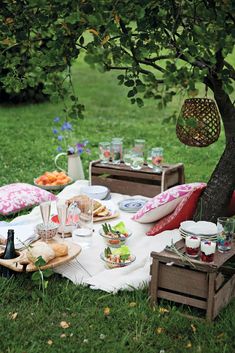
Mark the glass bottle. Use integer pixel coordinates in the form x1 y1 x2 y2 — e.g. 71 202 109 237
1 229 17 278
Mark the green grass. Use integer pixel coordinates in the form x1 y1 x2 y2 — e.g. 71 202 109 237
0 60 234 353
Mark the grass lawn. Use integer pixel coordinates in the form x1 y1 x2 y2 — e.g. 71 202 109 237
0 59 234 353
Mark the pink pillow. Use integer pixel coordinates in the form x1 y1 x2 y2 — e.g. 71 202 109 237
0 183 57 216
146 185 206 236
132 182 206 224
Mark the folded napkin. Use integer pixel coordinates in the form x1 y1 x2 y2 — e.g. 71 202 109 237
0 224 38 249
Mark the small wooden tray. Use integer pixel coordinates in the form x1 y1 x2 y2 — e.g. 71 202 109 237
93 211 119 222
0 239 81 273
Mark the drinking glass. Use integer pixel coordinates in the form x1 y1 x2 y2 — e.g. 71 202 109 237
133 139 145 156
151 147 164 173
217 217 235 252
123 148 133 166
111 139 123 164
72 196 93 249
147 150 154 169
130 151 144 170
40 201 51 242
99 142 111 164
56 200 68 241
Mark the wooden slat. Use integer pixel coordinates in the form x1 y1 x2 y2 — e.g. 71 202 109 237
158 263 208 298
157 290 207 309
92 176 161 197
215 273 225 291
92 166 163 181
149 259 159 305
206 272 217 321
213 274 235 319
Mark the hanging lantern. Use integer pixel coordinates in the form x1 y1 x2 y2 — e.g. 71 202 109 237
176 98 221 147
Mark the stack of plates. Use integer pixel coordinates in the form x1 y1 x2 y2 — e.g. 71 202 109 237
179 221 218 241
118 198 147 213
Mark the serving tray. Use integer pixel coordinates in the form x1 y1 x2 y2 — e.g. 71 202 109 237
0 239 81 273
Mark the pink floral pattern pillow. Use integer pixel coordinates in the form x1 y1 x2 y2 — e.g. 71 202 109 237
0 183 57 216
132 183 206 224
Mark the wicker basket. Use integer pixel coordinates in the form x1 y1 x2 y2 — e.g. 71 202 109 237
176 98 221 147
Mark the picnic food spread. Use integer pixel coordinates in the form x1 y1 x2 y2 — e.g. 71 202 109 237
66 195 112 219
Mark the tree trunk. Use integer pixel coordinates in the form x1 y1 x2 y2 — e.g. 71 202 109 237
194 78 235 222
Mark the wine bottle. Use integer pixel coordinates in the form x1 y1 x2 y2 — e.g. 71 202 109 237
1 229 17 279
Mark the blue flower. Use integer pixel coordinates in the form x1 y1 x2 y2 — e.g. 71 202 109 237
53 128 58 134
61 122 73 131
58 135 63 141
57 146 62 152
68 147 75 154
77 147 84 155
54 117 60 123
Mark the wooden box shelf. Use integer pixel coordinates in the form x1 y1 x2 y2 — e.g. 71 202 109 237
90 160 185 198
149 240 235 321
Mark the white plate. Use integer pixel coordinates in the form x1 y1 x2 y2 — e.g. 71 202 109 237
118 198 147 213
180 220 217 235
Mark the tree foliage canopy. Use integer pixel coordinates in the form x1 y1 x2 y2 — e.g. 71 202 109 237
1 0 234 116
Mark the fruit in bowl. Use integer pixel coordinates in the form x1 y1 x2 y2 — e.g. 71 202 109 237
35 171 72 187
99 221 131 247
100 245 136 269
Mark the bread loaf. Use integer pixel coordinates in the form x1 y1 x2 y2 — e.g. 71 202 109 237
27 242 55 264
50 243 68 257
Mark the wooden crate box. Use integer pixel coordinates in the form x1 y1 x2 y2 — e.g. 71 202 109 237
90 160 185 198
149 240 235 321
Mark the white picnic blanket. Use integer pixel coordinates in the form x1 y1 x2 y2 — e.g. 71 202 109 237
3 180 181 293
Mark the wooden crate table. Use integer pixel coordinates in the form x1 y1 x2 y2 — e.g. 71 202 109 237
90 160 185 197
149 239 235 320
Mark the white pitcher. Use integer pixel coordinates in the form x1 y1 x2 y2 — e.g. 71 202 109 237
54 153 85 181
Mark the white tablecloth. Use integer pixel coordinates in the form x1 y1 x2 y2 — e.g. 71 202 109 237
5 181 181 293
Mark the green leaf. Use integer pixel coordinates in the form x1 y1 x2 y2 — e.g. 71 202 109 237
43 269 54 278
136 98 144 107
127 90 136 97
31 271 41 282
34 256 46 267
124 80 134 87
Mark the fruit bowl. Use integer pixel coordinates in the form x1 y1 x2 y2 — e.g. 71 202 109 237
34 171 73 191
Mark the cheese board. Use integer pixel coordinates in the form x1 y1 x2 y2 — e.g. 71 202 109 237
0 238 81 273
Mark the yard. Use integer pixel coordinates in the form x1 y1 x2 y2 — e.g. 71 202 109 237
0 60 234 353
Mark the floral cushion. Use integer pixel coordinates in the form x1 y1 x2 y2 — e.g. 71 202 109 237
146 185 206 236
0 183 57 216
132 182 206 224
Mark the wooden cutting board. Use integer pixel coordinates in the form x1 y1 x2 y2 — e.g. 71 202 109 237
0 239 81 273
93 210 119 222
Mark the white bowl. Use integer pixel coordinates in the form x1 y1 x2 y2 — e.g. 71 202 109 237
80 185 109 200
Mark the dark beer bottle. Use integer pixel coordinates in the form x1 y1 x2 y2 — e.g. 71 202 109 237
1 229 17 278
